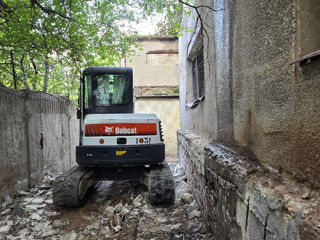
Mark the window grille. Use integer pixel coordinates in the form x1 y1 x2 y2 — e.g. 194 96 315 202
191 47 205 99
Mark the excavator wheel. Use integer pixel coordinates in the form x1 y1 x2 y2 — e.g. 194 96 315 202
148 161 175 205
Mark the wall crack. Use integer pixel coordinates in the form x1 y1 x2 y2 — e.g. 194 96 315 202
263 214 269 240
245 197 250 233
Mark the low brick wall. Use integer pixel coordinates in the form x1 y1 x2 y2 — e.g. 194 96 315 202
178 129 320 240
0 88 78 200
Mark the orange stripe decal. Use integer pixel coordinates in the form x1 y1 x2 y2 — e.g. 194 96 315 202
85 123 157 136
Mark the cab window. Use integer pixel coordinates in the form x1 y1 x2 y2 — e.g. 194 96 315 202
92 74 129 106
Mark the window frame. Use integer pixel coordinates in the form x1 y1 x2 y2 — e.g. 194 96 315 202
186 28 205 109
84 74 92 111
191 46 205 100
81 67 133 115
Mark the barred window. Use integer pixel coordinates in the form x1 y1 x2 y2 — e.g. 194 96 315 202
191 47 205 99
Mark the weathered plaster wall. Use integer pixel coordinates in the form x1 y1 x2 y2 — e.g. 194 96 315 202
232 0 320 187
123 36 180 155
135 97 180 155
179 0 320 187
178 0 320 239
125 36 179 87
0 88 78 200
179 1 219 141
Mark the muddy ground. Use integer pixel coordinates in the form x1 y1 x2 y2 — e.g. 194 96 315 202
0 160 214 240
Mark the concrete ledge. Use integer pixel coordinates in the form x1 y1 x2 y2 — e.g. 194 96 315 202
177 129 320 240
134 86 179 98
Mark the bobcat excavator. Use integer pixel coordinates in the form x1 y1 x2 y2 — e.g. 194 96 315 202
52 67 175 207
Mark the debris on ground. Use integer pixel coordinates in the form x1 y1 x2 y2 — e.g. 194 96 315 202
0 161 213 240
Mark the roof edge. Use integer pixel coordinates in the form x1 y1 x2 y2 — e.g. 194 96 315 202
137 35 178 41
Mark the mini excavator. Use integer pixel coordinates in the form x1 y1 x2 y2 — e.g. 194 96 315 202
52 67 175 207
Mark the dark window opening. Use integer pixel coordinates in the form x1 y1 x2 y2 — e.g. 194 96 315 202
192 47 205 100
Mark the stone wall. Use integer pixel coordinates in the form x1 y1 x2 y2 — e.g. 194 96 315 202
0 87 78 200
178 130 320 240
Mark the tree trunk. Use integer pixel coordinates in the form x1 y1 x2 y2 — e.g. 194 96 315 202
20 55 30 90
10 51 17 89
43 56 50 93
31 60 38 90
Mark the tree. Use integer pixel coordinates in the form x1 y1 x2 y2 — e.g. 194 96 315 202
0 0 207 100
136 0 183 35
0 0 138 99
137 0 219 37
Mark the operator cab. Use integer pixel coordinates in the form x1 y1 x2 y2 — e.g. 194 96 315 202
76 66 165 167
81 67 133 115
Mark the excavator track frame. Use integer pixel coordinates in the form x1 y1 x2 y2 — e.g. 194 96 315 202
52 166 97 207
52 161 175 208
147 161 175 205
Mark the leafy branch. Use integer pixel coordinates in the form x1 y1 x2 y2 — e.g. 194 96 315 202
30 0 74 21
0 0 140 99
178 0 223 42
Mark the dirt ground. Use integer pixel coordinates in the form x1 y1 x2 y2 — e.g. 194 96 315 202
0 159 214 240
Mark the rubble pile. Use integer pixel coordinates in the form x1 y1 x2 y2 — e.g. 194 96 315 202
0 162 213 240
0 178 59 239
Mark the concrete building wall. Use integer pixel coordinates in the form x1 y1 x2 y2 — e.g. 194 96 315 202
126 36 179 87
123 36 180 155
180 0 320 191
135 98 180 154
231 0 320 189
178 0 320 239
0 87 78 200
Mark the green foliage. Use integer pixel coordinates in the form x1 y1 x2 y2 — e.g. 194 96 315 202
136 0 183 35
0 0 139 99
173 87 179 93
136 0 198 36
0 0 187 100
